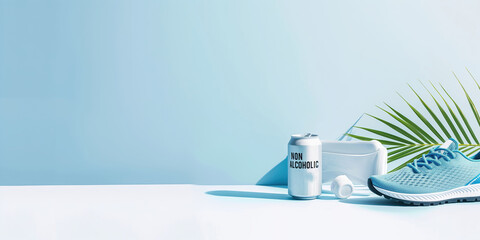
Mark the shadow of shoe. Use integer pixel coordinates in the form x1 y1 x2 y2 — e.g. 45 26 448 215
339 197 408 206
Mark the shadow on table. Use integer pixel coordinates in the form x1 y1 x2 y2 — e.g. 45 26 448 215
207 190 291 200
253 185 371 197
206 190 410 205
339 197 408 206
206 190 338 200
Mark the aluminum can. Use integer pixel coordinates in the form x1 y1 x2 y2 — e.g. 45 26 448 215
288 133 322 199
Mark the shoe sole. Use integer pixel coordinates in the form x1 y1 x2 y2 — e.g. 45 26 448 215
367 178 480 206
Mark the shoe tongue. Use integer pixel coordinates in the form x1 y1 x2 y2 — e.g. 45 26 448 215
439 139 458 151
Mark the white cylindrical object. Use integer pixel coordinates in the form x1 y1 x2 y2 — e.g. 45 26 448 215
331 175 354 199
288 133 322 200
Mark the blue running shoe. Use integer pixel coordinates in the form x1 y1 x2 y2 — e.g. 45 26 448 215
368 138 480 206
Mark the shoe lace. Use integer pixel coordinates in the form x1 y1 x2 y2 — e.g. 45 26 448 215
407 148 455 173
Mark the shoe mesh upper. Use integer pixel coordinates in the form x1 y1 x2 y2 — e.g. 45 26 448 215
378 152 480 192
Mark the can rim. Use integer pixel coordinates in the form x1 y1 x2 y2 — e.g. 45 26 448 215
291 133 319 139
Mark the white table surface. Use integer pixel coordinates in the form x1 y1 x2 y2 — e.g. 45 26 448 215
0 184 478 240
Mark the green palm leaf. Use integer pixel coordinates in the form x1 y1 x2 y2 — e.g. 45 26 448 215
410 83 447 142
366 113 423 143
463 146 476 155
354 126 413 144
387 145 431 163
377 105 429 143
387 146 403 151
397 92 443 142
384 103 435 143
432 83 469 144
453 73 480 144
422 82 462 142
348 70 480 172
441 84 477 144
387 146 411 156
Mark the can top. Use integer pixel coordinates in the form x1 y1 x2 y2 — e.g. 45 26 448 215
291 133 319 139
289 133 321 145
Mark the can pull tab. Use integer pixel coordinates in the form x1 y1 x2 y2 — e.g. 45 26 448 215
305 133 312 137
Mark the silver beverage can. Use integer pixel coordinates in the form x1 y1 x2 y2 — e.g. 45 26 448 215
288 133 322 199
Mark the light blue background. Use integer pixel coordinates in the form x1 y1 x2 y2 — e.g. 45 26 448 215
1 0 480 185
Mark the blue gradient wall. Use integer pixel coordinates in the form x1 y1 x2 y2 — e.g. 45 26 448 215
1 0 479 185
